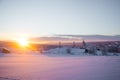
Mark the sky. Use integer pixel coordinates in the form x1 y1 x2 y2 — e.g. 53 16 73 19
0 0 120 40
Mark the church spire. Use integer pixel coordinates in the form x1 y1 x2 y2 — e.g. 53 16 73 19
82 39 86 49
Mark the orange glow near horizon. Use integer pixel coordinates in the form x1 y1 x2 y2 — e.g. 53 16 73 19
16 38 29 47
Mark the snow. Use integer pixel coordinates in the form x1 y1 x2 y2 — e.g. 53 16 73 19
44 47 120 56
0 47 120 80
44 48 91 57
0 52 120 80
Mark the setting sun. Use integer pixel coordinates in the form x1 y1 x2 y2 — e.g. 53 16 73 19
16 38 29 47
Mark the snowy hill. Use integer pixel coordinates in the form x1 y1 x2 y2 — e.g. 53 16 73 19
44 47 90 56
43 47 120 56
0 47 120 56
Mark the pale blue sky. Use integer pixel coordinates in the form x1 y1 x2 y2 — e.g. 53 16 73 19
0 0 120 40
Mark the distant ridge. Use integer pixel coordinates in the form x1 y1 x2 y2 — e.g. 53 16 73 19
30 35 120 42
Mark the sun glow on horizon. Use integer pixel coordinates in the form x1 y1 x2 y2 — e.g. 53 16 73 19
16 38 29 47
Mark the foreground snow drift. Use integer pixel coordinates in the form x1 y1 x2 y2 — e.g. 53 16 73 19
0 53 120 80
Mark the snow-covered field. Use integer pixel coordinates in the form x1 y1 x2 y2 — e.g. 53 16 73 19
0 52 120 80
